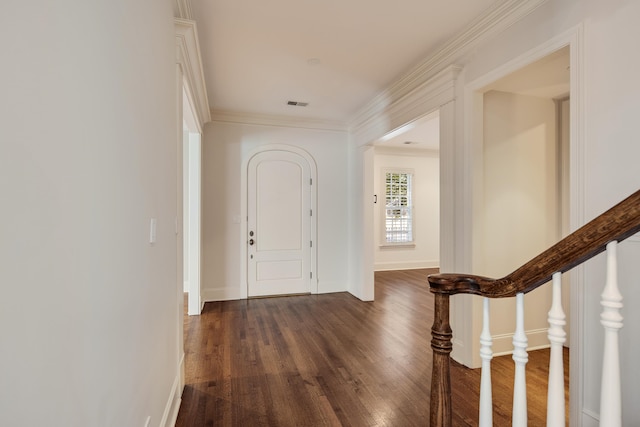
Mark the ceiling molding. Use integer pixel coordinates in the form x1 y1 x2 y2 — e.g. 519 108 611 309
374 146 440 156
176 18 211 130
350 0 549 138
210 110 349 132
173 0 193 20
351 65 462 147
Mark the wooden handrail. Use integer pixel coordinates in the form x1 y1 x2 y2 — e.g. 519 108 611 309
427 189 640 426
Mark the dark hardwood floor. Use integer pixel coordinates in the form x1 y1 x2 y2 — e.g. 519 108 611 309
176 269 568 426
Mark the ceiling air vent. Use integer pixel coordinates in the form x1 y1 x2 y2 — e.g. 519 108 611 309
287 101 309 107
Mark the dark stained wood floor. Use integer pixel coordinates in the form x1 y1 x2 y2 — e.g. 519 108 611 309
176 269 569 426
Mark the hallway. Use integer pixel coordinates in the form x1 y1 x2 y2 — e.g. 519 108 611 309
176 269 567 426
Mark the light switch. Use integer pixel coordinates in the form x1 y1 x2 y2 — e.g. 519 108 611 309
150 218 157 244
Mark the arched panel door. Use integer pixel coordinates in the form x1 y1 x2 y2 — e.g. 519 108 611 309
247 150 312 297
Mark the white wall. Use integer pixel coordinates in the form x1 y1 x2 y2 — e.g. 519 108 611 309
453 1 640 424
201 121 350 301
0 1 181 426
183 129 191 292
347 143 375 301
480 90 557 355
373 148 440 271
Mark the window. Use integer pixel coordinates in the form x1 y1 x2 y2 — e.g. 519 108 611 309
384 171 413 243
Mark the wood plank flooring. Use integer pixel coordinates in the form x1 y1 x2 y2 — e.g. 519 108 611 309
176 269 568 426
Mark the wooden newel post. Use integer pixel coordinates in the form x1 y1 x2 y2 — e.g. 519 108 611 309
430 293 453 427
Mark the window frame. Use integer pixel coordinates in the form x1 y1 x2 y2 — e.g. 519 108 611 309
380 168 416 248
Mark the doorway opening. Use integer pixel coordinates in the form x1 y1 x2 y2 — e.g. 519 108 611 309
463 45 571 367
477 45 570 361
182 88 202 316
372 110 441 273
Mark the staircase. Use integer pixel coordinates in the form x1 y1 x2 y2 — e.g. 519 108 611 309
428 189 640 426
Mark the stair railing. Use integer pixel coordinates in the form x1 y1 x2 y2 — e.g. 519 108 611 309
428 189 640 427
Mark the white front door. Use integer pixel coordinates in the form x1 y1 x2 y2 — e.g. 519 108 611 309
247 150 312 297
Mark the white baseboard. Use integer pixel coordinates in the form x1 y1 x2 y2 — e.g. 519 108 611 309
202 281 349 302
581 408 599 427
179 352 185 398
160 355 184 427
451 337 467 365
201 286 242 302
374 260 439 271
316 280 347 294
492 328 550 357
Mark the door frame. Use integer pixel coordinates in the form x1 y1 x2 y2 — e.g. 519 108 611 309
460 25 585 425
240 145 318 299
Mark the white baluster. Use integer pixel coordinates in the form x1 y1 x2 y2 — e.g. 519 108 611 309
546 272 566 427
512 292 528 427
600 241 622 427
479 297 493 427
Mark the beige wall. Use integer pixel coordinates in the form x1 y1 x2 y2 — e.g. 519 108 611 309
480 90 558 355
373 148 440 271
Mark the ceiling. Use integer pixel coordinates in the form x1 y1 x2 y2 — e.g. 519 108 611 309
376 110 440 151
484 46 570 98
190 0 499 125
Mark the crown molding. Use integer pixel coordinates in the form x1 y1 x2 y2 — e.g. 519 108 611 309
350 0 548 142
210 110 349 132
174 0 193 20
176 18 211 131
374 146 440 157
351 65 462 147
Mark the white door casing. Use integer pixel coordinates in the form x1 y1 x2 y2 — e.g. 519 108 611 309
247 149 315 297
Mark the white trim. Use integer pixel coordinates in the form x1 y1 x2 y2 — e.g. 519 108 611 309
381 168 415 246
173 0 193 20
374 146 439 157
454 25 585 372
185 132 202 316
316 280 348 294
210 109 348 132
175 18 211 132
491 328 551 357
351 66 461 147
357 146 376 302
567 24 586 427
378 243 416 249
461 26 581 91
202 286 242 302
159 358 184 427
581 409 600 427
374 260 439 271
349 0 548 130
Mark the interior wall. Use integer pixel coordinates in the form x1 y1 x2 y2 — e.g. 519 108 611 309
185 131 202 315
480 90 557 356
373 148 440 271
453 0 640 423
201 121 350 301
347 143 375 301
183 128 190 292
0 1 181 426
